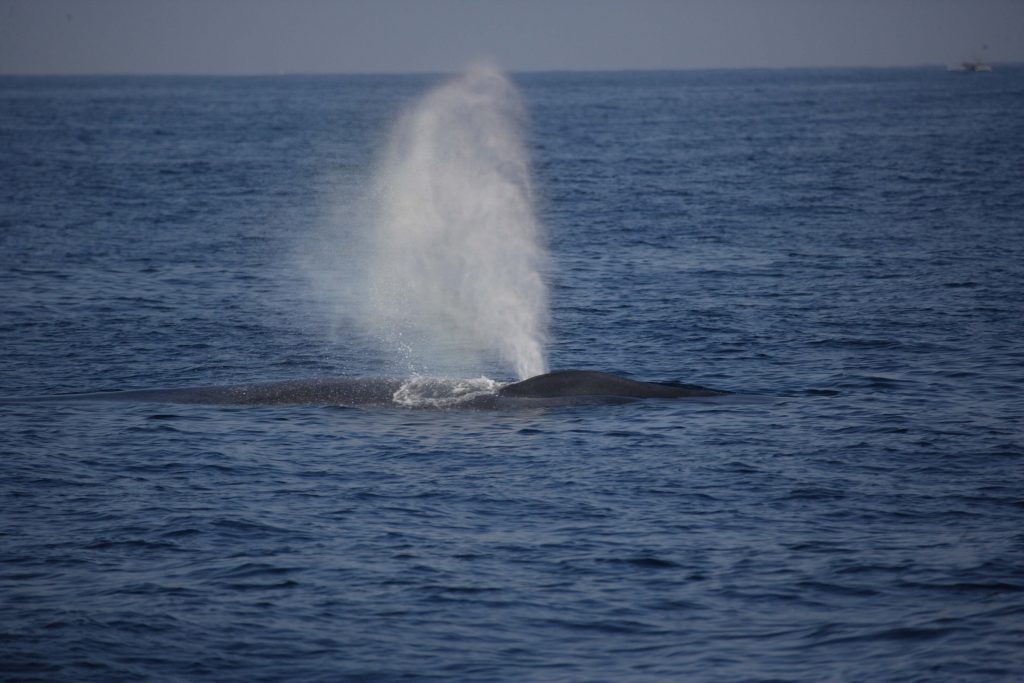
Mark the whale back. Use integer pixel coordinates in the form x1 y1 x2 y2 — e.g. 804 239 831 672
498 370 727 399
0 378 405 407
1 372 728 407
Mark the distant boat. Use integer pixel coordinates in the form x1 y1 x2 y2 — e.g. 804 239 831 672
947 60 992 73
948 45 993 72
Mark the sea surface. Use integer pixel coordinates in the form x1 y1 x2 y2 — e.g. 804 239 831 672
2 68 1023 681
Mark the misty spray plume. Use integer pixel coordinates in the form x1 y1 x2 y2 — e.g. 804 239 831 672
353 64 550 379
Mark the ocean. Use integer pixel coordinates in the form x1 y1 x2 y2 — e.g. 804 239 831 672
2 67 1023 681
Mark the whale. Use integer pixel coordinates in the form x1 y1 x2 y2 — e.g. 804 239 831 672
0 370 728 408
0 378 405 407
498 370 727 399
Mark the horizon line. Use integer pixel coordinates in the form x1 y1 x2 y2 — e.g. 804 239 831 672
1 61 1018 79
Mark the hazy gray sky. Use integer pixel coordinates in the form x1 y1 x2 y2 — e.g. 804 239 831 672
1 0 1021 75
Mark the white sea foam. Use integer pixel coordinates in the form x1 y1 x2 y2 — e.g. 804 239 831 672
391 376 505 408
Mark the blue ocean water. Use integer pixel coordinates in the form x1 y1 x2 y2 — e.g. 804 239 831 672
2 68 1023 681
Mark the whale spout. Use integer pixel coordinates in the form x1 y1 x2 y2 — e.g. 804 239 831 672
498 370 729 399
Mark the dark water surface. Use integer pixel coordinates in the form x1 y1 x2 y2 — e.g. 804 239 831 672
2 69 1023 681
